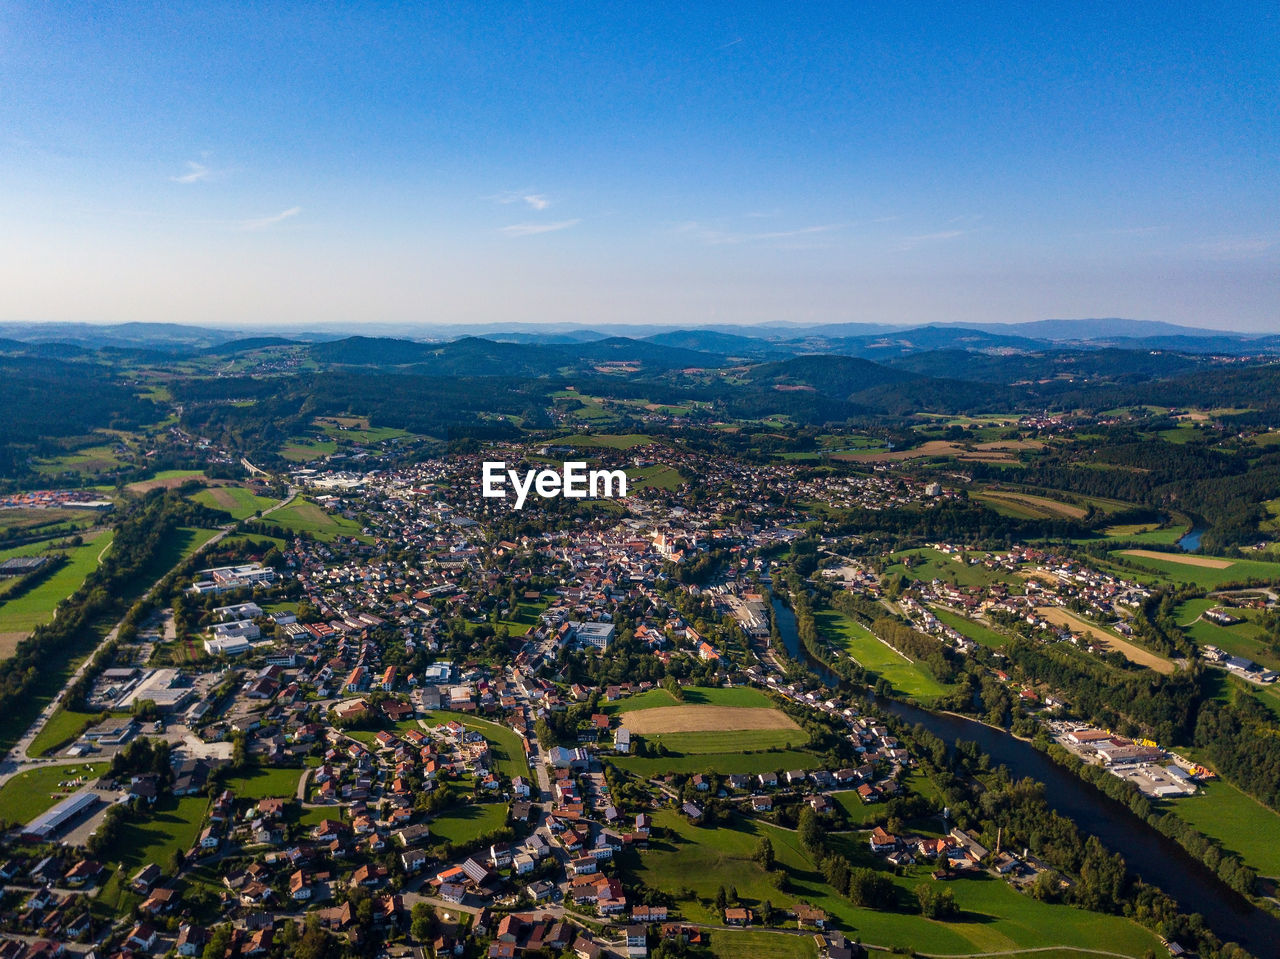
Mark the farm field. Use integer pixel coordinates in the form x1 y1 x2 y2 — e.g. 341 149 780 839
0 762 108 824
269 498 367 542
815 607 953 701
190 485 278 521
930 605 1010 648
635 728 807 755
974 489 1086 520
1114 550 1280 589
627 464 685 490
279 438 339 462
0 528 115 656
611 685 777 713
623 705 800 735
628 811 1161 956
612 749 818 778
1164 779 1280 878
126 469 207 492
0 507 95 538
559 432 654 450
835 438 1041 464
314 417 414 444
32 443 128 477
1035 607 1174 674
1099 523 1186 545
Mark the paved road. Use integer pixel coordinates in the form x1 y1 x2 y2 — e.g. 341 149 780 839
0 523 235 784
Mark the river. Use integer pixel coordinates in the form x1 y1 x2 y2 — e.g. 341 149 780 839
770 596 1276 950
1179 527 1206 552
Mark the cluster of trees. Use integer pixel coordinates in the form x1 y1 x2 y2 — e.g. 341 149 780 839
1001 638 1202 745
1194 698 1280 814
871 617 961 684
796 806 898 912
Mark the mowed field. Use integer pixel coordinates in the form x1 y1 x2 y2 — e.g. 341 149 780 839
125 469 208 492
816 607 954 701
1036 607 1174 674
191 485 277 520
1116 549 1280 589
1166 778 1280 879
0 762 108 824
836 438 1042 464
610 685 776 713
0 529 115 657
269 498 367 542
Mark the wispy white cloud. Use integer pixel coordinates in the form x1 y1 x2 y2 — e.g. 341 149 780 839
500 218 580 237
1196 234 1276 259
488 190 553 211
239 206 302 230
676 221 845 246
895 229 969 251
171 161 213 184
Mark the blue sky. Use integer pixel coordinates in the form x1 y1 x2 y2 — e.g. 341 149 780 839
1 2 1277 330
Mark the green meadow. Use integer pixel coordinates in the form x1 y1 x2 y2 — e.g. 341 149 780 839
269 498 368 542
1164 778 1280 879
815 607 953 702
612 749 818 778
0 762 108 824
190 485 278 521
0 529 116 647
611 685 776 714
625 811 1161 956
559 432 654 450
1112 550 1280 589
930 605 1010 648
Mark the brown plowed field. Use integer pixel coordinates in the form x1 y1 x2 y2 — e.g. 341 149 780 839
622 705 800 734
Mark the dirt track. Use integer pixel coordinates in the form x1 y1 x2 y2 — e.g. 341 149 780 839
622 705 800 734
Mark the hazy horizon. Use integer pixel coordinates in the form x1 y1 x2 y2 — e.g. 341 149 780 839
2 4 1276 332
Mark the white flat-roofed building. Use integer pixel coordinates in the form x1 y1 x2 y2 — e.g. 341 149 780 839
205 636 253 657
570 621 615 650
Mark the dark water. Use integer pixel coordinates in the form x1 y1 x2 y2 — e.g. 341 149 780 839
769 596 1274 949
771 598 839 685
881 699 1277 951
1179 527 1206 552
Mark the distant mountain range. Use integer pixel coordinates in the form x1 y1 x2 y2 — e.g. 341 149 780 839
1 318 1277 361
